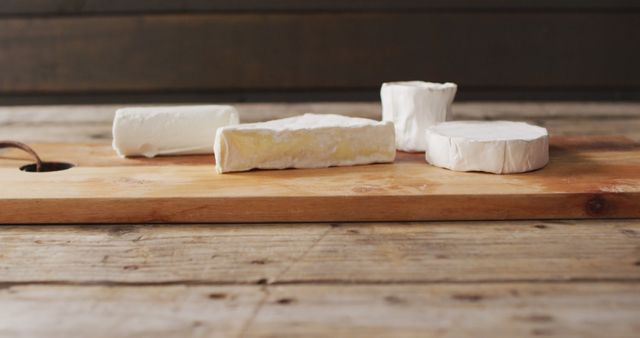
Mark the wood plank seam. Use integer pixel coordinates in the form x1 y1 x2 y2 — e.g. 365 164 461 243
272 226 334 284
237 286 270 338
3 278 640 289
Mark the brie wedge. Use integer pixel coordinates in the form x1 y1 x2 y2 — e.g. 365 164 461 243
112 105 239 157
381 81 457 152
425 121 549 174
214 114 396 173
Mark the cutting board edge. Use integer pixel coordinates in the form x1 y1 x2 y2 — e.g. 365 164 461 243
1 192 638 224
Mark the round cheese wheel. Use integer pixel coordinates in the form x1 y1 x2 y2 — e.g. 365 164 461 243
425 121 549 174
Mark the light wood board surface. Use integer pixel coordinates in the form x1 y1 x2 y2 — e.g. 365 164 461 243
1 220 638 284
1 219 639 338
2 283 639 338
1 136 640 223
1 102 640 337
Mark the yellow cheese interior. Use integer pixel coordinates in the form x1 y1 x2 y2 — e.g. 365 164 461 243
217 127 394 172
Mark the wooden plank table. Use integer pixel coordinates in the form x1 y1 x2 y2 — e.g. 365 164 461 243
1 102 640 337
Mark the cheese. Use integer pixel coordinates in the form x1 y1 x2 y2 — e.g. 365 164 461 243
425 121 549 174
112 105 239 157
214 114 396 173
381 81 457 152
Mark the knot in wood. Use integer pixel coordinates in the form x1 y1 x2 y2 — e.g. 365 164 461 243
586 195 607 216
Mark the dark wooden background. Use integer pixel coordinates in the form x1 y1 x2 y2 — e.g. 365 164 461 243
0 0 639 104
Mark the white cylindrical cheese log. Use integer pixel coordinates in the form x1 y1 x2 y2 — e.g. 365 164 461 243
425 121 549 174
381 81 457 152
112 105 239 157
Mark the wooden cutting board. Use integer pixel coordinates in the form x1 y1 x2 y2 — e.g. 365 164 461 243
1 136 639 224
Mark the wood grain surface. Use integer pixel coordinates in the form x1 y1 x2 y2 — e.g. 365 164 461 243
4 102 640 142
0 220 638 284
1 102 640 337
3 0 639 15
1 283 639 338
1 136 639 223
0 11 637 100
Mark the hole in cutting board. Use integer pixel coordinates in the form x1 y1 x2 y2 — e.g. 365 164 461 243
20 162 74 172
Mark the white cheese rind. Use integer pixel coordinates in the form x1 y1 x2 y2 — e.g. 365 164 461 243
214 114 396 173
112 105 239 157
381 81 457 152
425 121 549 174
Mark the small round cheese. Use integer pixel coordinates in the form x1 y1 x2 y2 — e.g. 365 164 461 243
425 121 549 174
381 81 457 152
